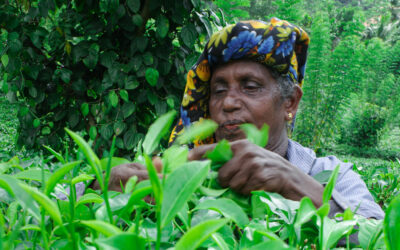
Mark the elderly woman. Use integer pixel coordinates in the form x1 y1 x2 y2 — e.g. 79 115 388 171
104 18 384 219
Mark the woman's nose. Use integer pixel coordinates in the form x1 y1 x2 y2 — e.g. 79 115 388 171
222 90 242 112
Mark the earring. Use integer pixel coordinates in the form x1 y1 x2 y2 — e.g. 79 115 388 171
288 113 293 120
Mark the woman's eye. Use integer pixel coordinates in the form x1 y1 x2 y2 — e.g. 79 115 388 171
244 82 260 92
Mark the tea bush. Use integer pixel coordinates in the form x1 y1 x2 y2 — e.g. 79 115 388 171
0 113 399 249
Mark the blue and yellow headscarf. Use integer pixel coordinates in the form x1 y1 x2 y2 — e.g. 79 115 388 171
169 18 310 147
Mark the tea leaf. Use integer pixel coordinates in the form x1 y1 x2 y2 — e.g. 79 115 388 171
20 183 63 226
76 193 104 207
175 218 229 250
322 165 340 204
100 157 130 171
13 169 52 183
161 160 210 228
294 197 316 228
45 161 82 196
80 220 122 236
384 194 400 250
43 145 65 163
322 217 356 249
206 139 233 170
162 145 188 174
96 233 146 250
71 174 94 185
194 198 249 228
142 110 176 155
240 123 269 147
177 119 218 145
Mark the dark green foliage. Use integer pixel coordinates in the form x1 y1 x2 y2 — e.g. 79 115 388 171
0 0 217 157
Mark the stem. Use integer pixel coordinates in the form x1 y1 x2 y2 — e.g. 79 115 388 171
69 180 78 250
155 207 161 250
135 207 142 236
40 208 49 250
346 234 349 250
103 136 117 224
319 216 324 250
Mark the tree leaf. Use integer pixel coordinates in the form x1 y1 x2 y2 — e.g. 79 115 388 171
161 160 210 228
122 102 136 118
194 198 249 228
109 90 119 108
89 126 97 140
1 54 9 67
384 194 400 250
123 129 136 150
175 218 229 250
113 121 126 136
142 110 176 155
240 123 269 148
181 23 197 48
145 68 159 86
156 15 169 38
127 0 140 13
45 161 82 196
119 89 129 102
81 103 89 117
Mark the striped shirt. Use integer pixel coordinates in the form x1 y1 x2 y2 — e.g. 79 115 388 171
287 139 384 219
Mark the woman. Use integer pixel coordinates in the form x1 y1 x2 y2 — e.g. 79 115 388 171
105 18 384 219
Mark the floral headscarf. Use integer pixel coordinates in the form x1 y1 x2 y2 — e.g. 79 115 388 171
169 18 310 147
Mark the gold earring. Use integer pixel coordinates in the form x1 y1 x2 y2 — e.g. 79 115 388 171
288 113 293 119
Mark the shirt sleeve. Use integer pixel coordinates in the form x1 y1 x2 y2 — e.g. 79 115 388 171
310 155 384 219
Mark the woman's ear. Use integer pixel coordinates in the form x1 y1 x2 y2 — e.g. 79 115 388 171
284 85 303 121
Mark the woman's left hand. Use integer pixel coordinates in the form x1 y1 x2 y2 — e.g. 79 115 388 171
188 139 324 207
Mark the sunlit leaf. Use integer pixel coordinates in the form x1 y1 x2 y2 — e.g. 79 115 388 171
176 119 218 145
45 161 82 196
80 220 122 236
384 194 400 250
240 123 269 147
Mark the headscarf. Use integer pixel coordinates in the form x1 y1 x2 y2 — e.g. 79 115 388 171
169 18 310 147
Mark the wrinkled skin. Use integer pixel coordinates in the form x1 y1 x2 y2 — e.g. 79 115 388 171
94 60 324 207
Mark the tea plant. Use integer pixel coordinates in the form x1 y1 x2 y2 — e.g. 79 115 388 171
0 111 399 249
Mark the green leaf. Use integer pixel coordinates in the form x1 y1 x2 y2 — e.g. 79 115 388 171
109 90 119 107
145 68 159 86
162 145 188 174
125 79 139 90
132 14 143 26
33 118 40 128
322 165 340 204
156 15 169 38
358 217 384 249
43 145 65 163
142 110 176 155
76 193 104 207
42 126 51 135
294 196 316 228
95 233 146 250
59 68 72 83
161 160 210 228
20 183 63 226
194 198 249 228
45 161 82 196
122 102 136 118
240 123 269 147
384 194 400 250
123 129 136 150
176 119 218 145
0 175 40 220
125 175 138 193
143 52 153 66
29 86 37 98
100 157 130 171
181 23 197 48
127 0 140 13
13 169 52 183
80 220 122 237
113 121 126 136
83 43 100 69
89 126 97 140
119 89 129 102
100 124 113 140
1 54 9 67
81 103 89 117
175 218 229 250
71 174 94 185
313 170 333 185
206 139 233 170
199 186 228 197
323 217 356 249
65 128 103 189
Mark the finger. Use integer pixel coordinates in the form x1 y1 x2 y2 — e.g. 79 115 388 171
217 154 244 187
187 143 217 161
152 156 163 173
228 168 250 193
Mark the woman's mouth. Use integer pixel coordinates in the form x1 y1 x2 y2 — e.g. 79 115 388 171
221 120 244 132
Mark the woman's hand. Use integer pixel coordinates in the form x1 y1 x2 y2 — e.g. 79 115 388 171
188 139 324 207
91 158 163 192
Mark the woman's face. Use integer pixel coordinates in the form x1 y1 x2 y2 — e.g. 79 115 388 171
209 60 290 150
